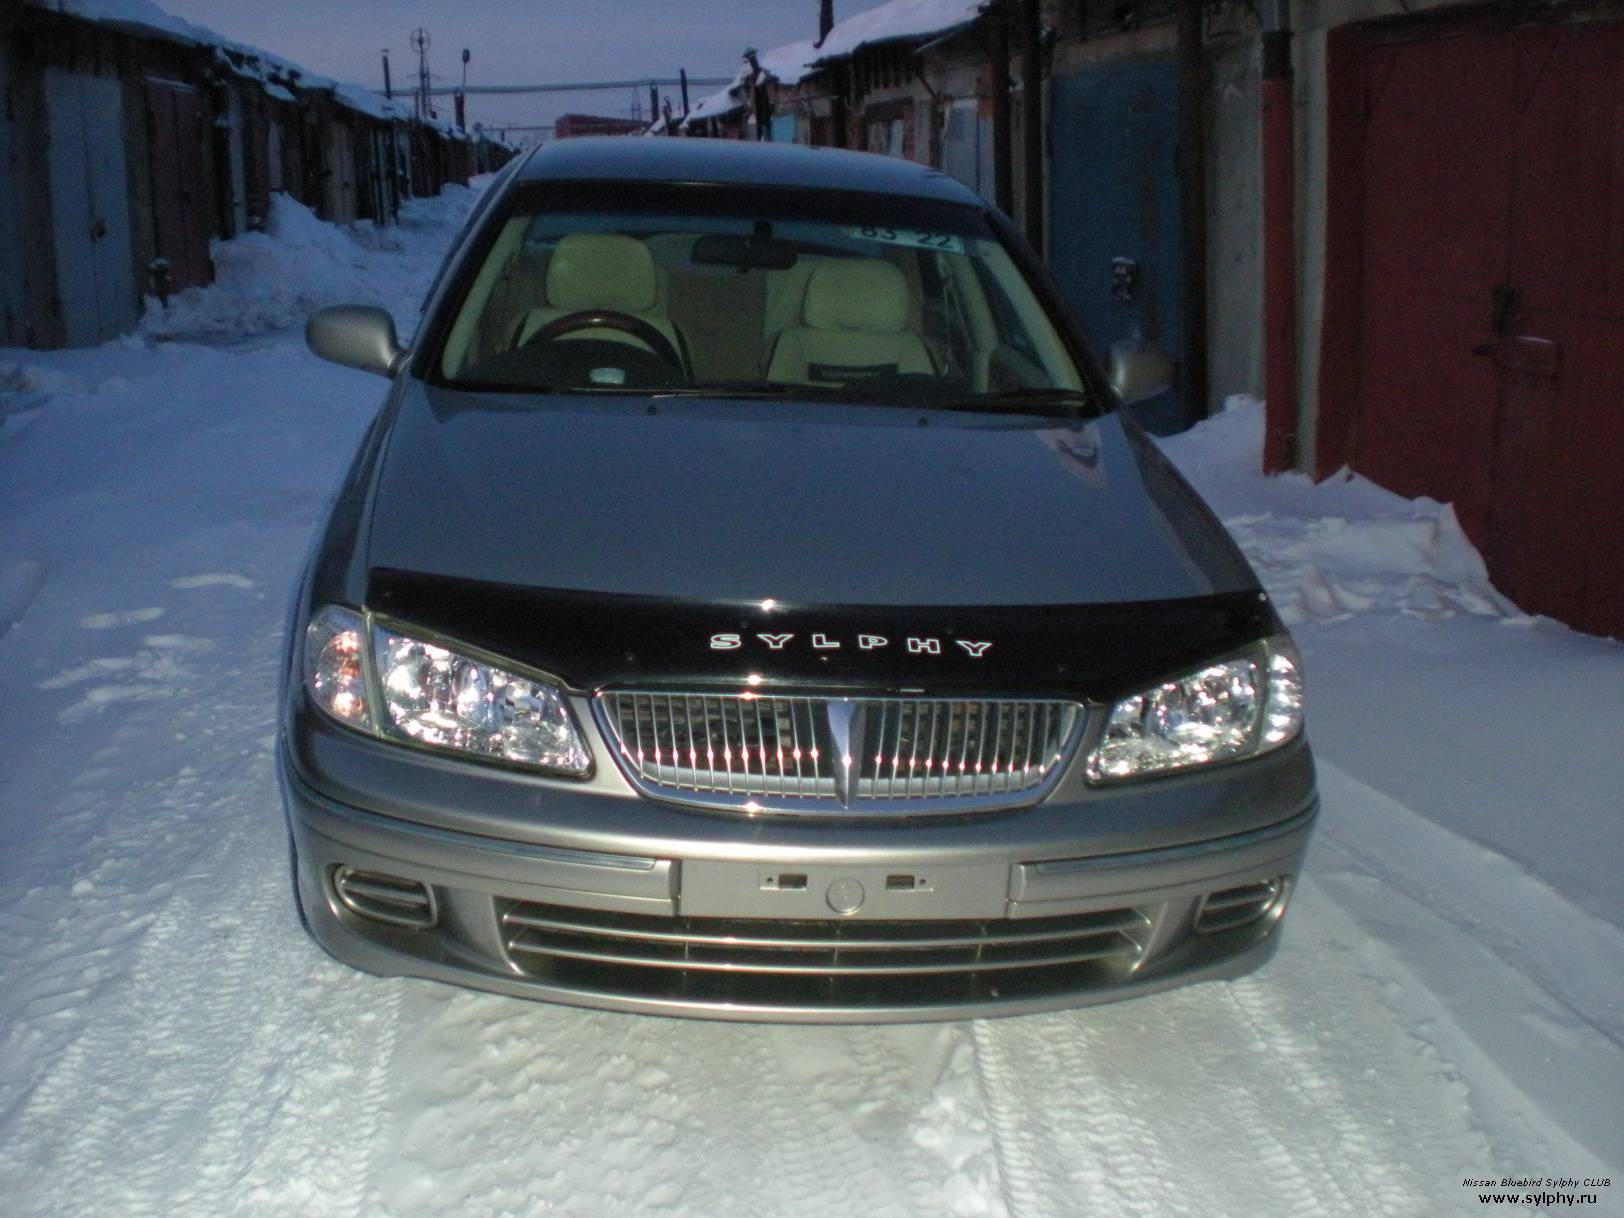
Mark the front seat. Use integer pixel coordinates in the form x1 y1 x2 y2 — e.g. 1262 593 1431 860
765 258 935 386
513 233 689 372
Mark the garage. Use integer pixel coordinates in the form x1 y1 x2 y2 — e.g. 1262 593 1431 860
1317 5 1624 637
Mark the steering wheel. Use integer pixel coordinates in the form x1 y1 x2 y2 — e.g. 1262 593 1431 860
523 309 685 376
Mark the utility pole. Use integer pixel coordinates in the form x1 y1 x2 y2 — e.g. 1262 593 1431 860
410 28 433 120
456 48 470 129
744 49 770 140
381 49 392 100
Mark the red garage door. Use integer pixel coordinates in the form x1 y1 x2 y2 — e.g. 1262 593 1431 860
1319 12 1624 638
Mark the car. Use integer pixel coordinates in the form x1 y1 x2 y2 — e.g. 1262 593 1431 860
281 137 1317 1022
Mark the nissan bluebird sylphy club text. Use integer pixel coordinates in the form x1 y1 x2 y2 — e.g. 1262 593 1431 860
280 138 1316 1022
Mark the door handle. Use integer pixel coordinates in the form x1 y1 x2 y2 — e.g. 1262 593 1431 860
1490 284 1520 336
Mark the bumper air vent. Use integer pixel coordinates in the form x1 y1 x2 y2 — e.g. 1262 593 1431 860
332 866 438 929
1193 876 1290 934
498 899 1150 1008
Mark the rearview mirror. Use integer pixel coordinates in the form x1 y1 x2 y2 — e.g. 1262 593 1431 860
1108 337 1175 405
690 233 799 271
306 306 405 379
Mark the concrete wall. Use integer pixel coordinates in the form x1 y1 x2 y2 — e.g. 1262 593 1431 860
1196 0 1477 464
1205 27 1263 410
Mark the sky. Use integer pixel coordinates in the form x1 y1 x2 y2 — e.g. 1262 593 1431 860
157 0 831 140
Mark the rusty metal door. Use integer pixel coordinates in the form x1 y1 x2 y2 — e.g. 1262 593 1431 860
1348 17 1624 637
143 78 213 291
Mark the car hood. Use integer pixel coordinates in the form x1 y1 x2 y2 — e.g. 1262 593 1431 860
359 386 1269 696
369 384 1255 607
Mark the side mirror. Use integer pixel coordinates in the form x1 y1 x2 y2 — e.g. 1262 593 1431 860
1108 336 1175 405
306 306 405 379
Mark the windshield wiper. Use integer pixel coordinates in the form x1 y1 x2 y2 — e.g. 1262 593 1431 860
901 388 1098 417
653 381 856 399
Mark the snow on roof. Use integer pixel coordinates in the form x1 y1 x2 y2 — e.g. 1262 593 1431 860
331 80 413 124
31 0 415 124
40 0 213 45
810 0 985 63
678 35 820 130
681 72 749 128
754 37 821 87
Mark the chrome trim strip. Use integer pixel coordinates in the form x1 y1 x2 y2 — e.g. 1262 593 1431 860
502 936 1139 975
1031 804 1318 874
302 786 659 872
500 907 1150 950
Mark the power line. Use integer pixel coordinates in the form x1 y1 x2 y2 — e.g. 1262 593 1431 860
421 76 728 97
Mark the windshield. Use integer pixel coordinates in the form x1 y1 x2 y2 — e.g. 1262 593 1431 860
433 183 1089 411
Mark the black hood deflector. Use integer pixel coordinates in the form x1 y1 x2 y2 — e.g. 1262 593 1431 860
366 569 1277 702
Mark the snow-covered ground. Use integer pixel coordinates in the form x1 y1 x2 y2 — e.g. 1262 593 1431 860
1 184 1619 1218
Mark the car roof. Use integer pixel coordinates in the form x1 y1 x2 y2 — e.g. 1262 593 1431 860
511 137 984 206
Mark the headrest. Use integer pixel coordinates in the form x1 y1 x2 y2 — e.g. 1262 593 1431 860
546 233 658 313
802 259 910 333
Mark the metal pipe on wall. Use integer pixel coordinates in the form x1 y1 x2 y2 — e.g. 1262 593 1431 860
1020 0 1044 251
991 4 1014 217
1177 0 1210 422
1261 0 1298 472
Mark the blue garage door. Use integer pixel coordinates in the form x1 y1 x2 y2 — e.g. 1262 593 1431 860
1047 55 1188 434
43 68 138 346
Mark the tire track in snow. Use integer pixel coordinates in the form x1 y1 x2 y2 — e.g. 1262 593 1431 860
1309 762 1624 1165
0 622 405 1218
963 886 1529 1218
971 1008 1198 1218
363 994 1003 1217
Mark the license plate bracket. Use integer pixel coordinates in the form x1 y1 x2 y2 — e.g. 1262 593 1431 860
679 859 1010 920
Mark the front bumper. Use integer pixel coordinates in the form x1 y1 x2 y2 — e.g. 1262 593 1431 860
280 703 1318 1022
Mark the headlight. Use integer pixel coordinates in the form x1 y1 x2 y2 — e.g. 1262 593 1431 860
301 606 592 777
304 606 373 730
1086 636 1304 782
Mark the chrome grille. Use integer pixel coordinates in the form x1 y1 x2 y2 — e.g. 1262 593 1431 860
500 899 1148 1008
596 692 1083 815
858 699 1075 799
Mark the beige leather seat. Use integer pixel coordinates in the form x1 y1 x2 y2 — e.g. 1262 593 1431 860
765 258 935 386
513 234 688 370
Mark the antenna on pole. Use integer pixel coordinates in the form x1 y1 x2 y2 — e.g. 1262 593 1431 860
410 28 432 120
